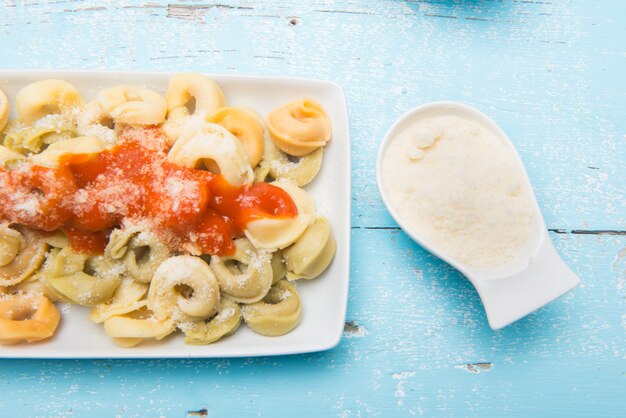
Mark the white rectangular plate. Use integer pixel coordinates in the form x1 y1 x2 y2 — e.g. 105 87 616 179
0 70 351 358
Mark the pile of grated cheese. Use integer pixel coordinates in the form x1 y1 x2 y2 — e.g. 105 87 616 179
381 114 534 269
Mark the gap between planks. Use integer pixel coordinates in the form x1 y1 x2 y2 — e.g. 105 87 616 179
351 227 626 236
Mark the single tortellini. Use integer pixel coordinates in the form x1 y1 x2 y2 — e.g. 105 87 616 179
242 280 302 336
2 114 78 154
104 306 175 348
167 122 253 186
42 247 123 306
75 101 117 145
0 88 8 132
0 293 61 345
15 79 83 124
182 297 241 345
89 277 149 324
147 255 221 324
267 143 324 187
210 238 273 304
29 136 104 168
163 73 226 143
267 98 331 156
97 85 167 125
0 224 47 287
105 227 169 283
283 215 336 281
207 107 265 167
244 179 314 250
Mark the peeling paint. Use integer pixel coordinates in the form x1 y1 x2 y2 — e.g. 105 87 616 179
455 363 493 374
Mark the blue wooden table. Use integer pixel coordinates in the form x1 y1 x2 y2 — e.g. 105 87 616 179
1 1 624 416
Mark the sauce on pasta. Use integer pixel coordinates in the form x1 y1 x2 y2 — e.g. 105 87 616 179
0 126 297 255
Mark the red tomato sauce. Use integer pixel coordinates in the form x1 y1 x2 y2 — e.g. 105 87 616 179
0 127 297 255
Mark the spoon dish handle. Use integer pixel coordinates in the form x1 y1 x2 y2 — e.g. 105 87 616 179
473 237 580 330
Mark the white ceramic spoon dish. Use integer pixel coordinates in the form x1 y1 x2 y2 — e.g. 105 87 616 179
376 102 580 330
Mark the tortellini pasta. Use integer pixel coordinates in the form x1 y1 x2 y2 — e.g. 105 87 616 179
182 298 241 345
105 227 170 283
41 248 122 306
0 74 336 347
103 307 175 348
163 72 226 143
0 292 60 345
0 225 47 287
267 98 331 156
29 136 105 168
147 255 221 324
210 238 273 303
15 79 83 124
167 122 253 186
241 280 302 336
207 107 265 167
244 179 315 250
97 85 167 125
283 215 336 281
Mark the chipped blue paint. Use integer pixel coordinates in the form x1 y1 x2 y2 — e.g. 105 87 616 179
0 0 624 416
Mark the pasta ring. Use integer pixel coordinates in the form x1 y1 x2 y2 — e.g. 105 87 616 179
206 107 265 167
268 145 323 187
0 225 47 287
42 248 122 306
106 227 170 283
0 293 61 345
75 101 117 145
167 122 253 186
284 215 336 281
163 73 226 143
182 297 241 345
267 98 331 156
148 255 221 324
104 307 175 347
15 79 84 124
0 88 8 132
97 85 167 125
242 280 302 336
210 238 273 303
244 179 314 250
2 114 78 154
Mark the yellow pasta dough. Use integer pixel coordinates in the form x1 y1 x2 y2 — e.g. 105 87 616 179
163 73 226 144
104 306 175 347
210 238 273 303
244 179 315 250
15 79 83 124
29 136 105 168
242 280 302 336
0 225 47 287
0 292 61 345
207 107 265 167
97 85 167 125
167 122 253 186
267 98 331 156
147 255 221 324
106 227 170 283
283 215 336 281
42 248 123 306
182 297 241 345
